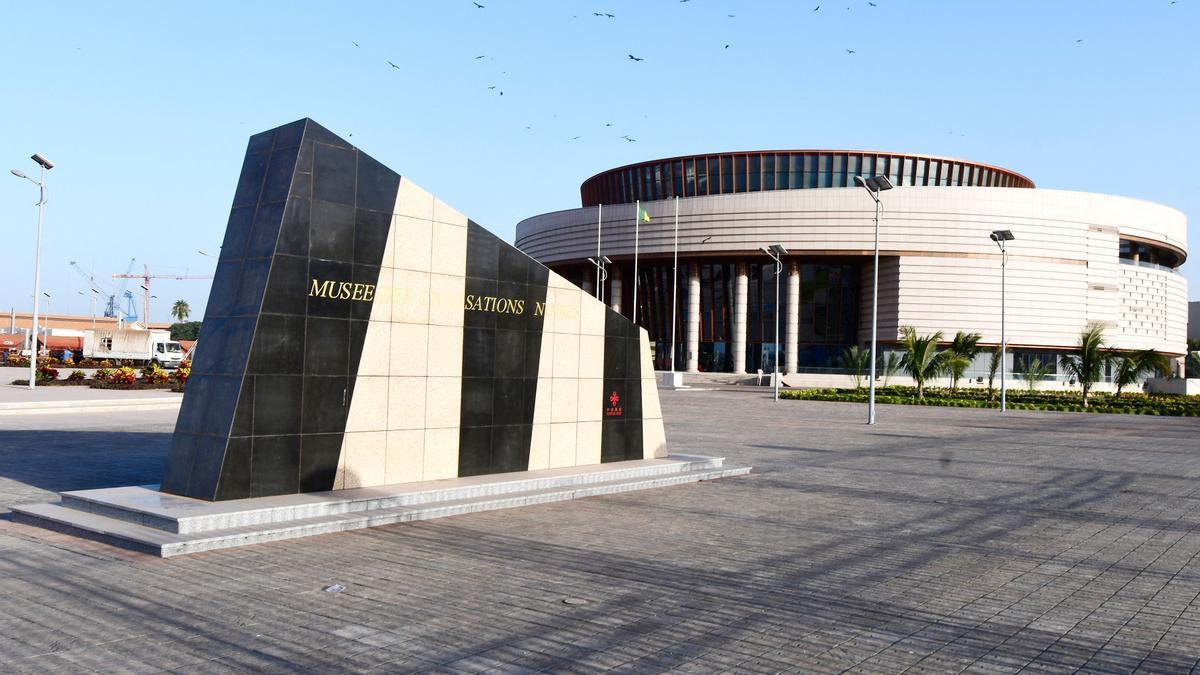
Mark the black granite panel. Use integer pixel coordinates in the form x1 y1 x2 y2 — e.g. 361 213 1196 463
219 207 256 262
276 197 310 257
299 434 342 492
302 120 352 149
203 375 242 436
251 435 300 497
273 119 305 149
246 130 274 154
213 317 256 375
465 221 500 281
599 307 644 463
463 277 498 331
494 330 525 379
302 376 348 434
356 152 400 212
309 200 355 262
304 318 349 376
462 328 496 379
231 377 253 437
460 379 493 428
261 148 298 205
491 424 530 473
214 438 252 501
159 434 195 495
185 435 227 498
348 320 368 378
498 247 531 285
492 377 524 425
295 141 314 176
246 202 284 260
204 260 241 319
350 264 380 321
260 256 308 317
354 209 390 268
252 375 303 436
312 143 357 206
457 427 492 477
232 151 269 208
232 257 271 316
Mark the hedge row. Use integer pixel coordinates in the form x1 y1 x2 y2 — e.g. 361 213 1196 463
780 388 1200 416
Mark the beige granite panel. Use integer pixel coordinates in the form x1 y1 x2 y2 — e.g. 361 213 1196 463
341 431 387 488
385 429 424 484
423 427 460 480
392 215 433 273
577 378 602 422
433 196 468 227
432 221 468 278
395 177 434 221
580 294 606 336
548 422 577 469
642 418 668 459
638 330 655 379
577 335 604 380
370 267 393 322
552 333 580 379
547 287 582 335
641 377 662 420
527 423 551 471
547 271 576 290
379 218 397 272
333 448 348 490
389 322 429 377
387 376 426 430
428 273 466 327
427 325 463 377
550 377 579 424
576 420 602 465
532 373 552 424
345 376 388 432
357 322 391 377
390 269 431 325
425 376 462 429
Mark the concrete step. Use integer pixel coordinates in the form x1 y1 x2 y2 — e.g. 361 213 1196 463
12 462 750 557
58 454 727 534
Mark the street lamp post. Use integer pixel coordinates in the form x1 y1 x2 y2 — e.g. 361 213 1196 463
854 175 894 425
587 256 611 303
760 245 788 401
11 153 54 391
990 230 1015 412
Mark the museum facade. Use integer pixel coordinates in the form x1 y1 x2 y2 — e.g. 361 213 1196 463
516 150 1189 375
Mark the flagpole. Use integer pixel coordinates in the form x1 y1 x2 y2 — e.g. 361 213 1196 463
669 197 678 372
632 199 640 325
595 204 603 301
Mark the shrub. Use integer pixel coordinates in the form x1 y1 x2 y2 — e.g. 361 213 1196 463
110 367 137 386
173 360 191 387
142 364 170 385
35 365 59 382
77 358 99 368
98 359 113 368
67 370 86 382
93 368 113 382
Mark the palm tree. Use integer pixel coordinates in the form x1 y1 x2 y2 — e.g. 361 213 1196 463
947 331 983 392
1059 323 1109 408
840 345 870 389
899 326 951 399
880 352 903 387
1112 349 1170 398
986 349 1002 401
1023 358 1051 393
171 299 191 323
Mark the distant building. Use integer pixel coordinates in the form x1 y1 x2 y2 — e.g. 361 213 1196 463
517 150 1189 374
1190 301 1199 341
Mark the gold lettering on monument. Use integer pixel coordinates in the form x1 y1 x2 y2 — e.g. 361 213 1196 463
464 294 526 315
308 278 376 302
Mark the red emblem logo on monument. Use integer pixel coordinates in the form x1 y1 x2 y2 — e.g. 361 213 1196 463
605 390 623 418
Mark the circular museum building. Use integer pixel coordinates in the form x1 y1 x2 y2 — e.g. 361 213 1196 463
515 151 1189 377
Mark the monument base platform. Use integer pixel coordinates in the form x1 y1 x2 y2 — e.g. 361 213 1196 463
12 455 749 557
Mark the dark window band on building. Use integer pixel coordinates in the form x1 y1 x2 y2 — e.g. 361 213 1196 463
580 151 1034 207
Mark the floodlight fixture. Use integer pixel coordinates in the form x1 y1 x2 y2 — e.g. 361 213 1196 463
990 229 1015 242
31 153 54 170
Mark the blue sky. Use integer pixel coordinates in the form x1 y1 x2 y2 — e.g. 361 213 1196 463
2 0 1197 323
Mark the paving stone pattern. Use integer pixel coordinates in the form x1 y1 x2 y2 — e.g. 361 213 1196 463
1 392 1200 672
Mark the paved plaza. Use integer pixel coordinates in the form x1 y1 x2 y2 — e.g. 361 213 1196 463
1 390 1200 672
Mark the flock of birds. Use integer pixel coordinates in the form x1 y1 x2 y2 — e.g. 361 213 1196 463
344 0 1181 144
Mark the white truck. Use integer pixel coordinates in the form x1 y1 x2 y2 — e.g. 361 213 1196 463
82 328 186 368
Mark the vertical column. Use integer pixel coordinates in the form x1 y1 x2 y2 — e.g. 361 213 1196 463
609 266 622 315
786 261 800 375
686 262 700 373
733 261 748 374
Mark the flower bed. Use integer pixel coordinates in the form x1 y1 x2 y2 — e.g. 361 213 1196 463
779 386 1200 416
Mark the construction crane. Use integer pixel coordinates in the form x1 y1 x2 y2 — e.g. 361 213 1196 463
68 261 109 325
110 258 139 323
113 263 214 324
